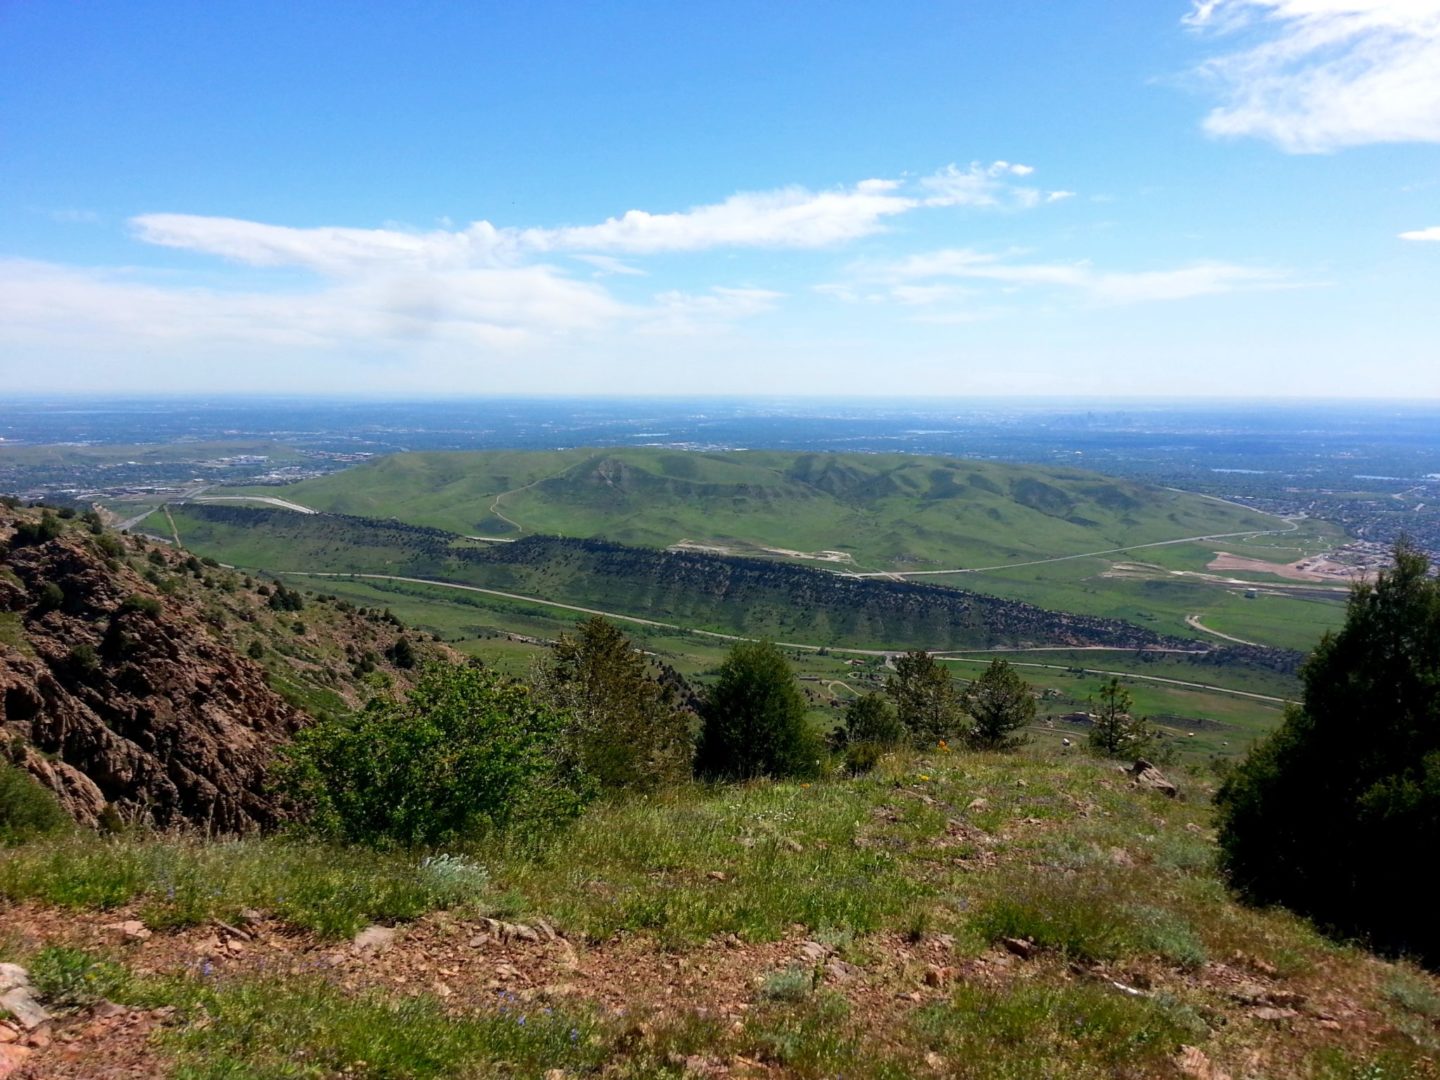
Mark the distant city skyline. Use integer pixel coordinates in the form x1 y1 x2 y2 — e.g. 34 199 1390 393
2 1 1438 397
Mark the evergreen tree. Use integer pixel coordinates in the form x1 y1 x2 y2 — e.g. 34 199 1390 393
1215 541 1440 963
535 616 693 791
886 649 965 746
842 691 905 749
1086 677 1152 759
696 640 821 780
964 659 1035 750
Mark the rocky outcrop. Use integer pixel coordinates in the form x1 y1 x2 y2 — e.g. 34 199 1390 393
1 512 304 832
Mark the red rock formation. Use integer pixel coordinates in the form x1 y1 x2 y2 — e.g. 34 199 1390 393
1 514 304 832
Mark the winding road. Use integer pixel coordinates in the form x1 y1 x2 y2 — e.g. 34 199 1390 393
286 571 1292 705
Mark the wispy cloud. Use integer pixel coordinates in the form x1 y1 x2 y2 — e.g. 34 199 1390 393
128 162 1064 274
836 248 1294 310
1400 224 1440 240
570 253 647 276
1185 0 1440 152
6 164 1084 369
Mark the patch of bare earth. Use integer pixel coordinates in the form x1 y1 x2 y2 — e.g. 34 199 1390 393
6 892 1436 1079
1206 552 1367 584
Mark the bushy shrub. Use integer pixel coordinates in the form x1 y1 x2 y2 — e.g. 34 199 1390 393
274 661 590 848
388 635 417 669
117 594 162 618
10 512 63 547
1216 542 1440 964
267 583 305 612
0 760 71 844
35 581 65 613
835 692 903 774
26 946 129 1008
65 643 100 678
696 640 821 780
92 532 124 559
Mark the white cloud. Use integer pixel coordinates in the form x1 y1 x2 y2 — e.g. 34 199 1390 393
640 286 784 335
570 253 647 276
132 163 1062 274
7 164 1079 373
0 257 628 356
848 248 1293 306
918 161 1047 208
1400 224 1440 239
522 184 915 253
1185 0 1440 152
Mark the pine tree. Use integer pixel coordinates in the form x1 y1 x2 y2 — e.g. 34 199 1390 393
696 640 821 780
536 616 693 790
1216 541 1440 963
1086 677 1152 759
964 659 1035 750
886 649 965 746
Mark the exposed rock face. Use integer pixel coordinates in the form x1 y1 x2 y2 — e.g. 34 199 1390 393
1128 759 1179 798
1 514 304 832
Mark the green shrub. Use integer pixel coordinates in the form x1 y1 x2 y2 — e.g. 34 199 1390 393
696 640 822 780
844 740 887 776
65 643 101 678
26 946 130 1009
0 761 70 844
1216 542 1440 964
118 594 162 618
274 661 590 848
389 635 417 669
93 532 124 558
35 581 65 613
760 965 815 1002
841 692 904 748
10 512 63 547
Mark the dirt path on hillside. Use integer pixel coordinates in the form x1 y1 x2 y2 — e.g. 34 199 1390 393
1185 614 1260 647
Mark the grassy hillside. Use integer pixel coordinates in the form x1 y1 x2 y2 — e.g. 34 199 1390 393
234 449 1285 572
4 749 1437 1078
167 504 1265 657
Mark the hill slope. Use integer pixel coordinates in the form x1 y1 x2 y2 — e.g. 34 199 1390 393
237 449 1284 572
0 506 451 831
4 750 1439 1077
167 504 1302 675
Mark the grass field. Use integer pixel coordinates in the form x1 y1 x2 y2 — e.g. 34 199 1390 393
949 554 1346 653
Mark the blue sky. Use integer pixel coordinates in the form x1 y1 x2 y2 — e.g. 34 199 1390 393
2 1 1437 397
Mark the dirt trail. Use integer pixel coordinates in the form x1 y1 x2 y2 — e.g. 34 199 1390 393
1185 614 1259 647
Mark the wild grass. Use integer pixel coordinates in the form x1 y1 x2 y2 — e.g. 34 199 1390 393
4 747 1440 1077
138 974 609 1080
0 836 492 938
911 983 1209 1080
